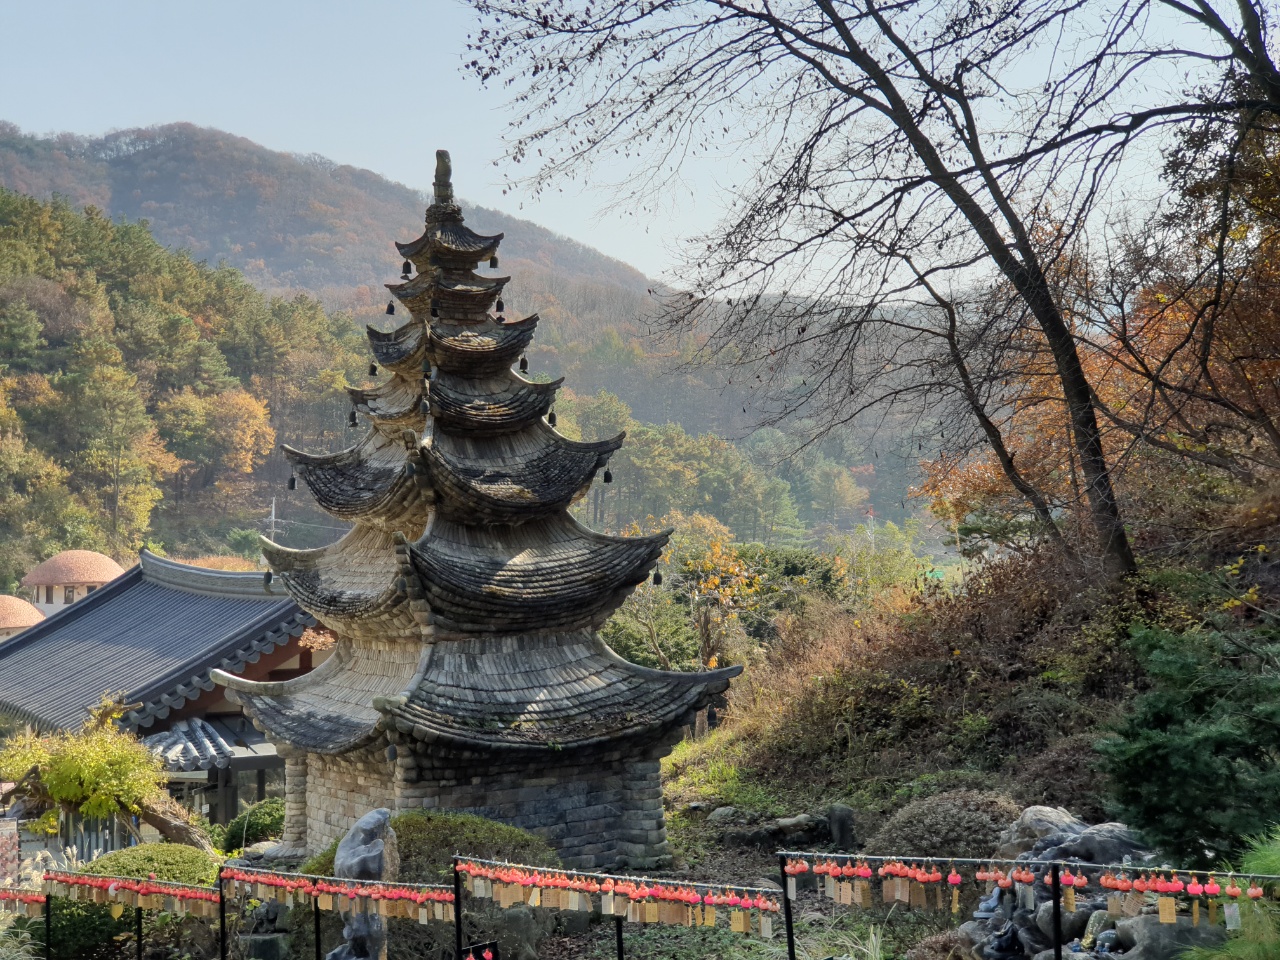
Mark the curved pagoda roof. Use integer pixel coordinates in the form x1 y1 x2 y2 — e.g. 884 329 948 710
220 149 739 759
366 318 427 373
427 372 561 437
422 426 622 524
385 631 739 753
282 431 430 531
408 516 667 634
427 315 539 376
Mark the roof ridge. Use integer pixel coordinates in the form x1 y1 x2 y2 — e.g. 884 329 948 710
139 550 287 599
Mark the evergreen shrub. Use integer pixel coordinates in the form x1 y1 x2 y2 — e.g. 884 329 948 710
220 797 285 851
864 790 1020 859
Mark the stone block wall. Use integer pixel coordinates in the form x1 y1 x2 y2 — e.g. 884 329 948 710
306 751 396 851
393 740 673 870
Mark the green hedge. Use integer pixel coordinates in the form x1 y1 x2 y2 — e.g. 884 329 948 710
84 842 222 885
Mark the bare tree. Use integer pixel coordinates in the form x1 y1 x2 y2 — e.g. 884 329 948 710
464 0 1280 575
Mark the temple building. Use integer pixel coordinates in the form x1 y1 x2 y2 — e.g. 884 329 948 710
0 551 319 827
214 152 739 869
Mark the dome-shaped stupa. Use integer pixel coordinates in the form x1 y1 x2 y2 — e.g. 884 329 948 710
0 594 44 641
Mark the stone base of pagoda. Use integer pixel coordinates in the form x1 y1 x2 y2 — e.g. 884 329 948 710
395 747 673 870
279 739 678 870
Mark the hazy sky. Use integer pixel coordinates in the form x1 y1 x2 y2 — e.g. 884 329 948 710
0 0 718 278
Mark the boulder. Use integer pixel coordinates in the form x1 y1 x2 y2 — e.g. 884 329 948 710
722 812 828 847
489 905 543 960
775 813 829 843
706 805 738 825
1016 923 1053 956
1053 822 1148 865
828 803 856 851
995 806 1085 858
1114 914 1226 960
1033 901 1092 942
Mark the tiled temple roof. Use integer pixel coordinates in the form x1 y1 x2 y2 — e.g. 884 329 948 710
388 272 509 321
0 552 312 732
397 219 503 265
346 376 425 426
259 527 421 642
216 639 425 754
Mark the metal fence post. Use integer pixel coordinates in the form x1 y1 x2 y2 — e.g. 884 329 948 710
453 858 464 960
218 876 227 960
313 892 321 960
135 906 143 960
614 914 624 960
777 854 797 960
44 891 52 960
1051 863 1062 960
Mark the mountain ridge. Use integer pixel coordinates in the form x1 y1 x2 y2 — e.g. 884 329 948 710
0 120 651 299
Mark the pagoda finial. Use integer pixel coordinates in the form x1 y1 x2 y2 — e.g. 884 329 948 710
434 150 454 204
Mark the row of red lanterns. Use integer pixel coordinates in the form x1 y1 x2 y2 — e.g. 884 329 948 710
45 871 218 903
784 858 1275 900
220 868 455 905
1098 872 1264 899
456 862 780 912
0 889 46 904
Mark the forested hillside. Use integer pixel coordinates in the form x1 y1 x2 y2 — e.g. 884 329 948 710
0 187 902 589
0 121 913 511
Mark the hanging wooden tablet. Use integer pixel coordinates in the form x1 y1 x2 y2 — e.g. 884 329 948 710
730 909 748 933
910 882 927 910
1064 887 1076 912
1192 901 1200 926
896 878 911 903
951 887 960 914
645 902 659 924
1122 893 1142 917
1106 895 1121 917
761 913 775 939
529 887 541 908
1157 897 1177 924
704 905 717 926
1225 903 1241 930
826 875 837 900
854 880 869 907
1209 901 1218 925
838 881 852 905
787 877 797 900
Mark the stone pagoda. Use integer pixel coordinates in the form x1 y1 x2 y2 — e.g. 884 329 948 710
214 151 739 869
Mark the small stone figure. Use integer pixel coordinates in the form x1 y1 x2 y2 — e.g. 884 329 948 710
326 809 399 960
974 885 1003 919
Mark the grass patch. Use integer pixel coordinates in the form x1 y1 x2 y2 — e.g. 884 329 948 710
663 732 817 816
584 904 948 960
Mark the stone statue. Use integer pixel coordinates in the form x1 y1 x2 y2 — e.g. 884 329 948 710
326 808 399 960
